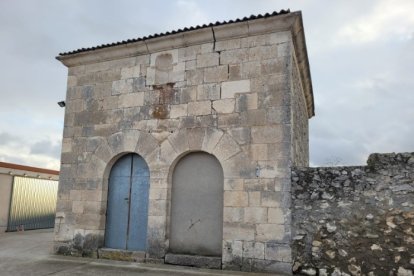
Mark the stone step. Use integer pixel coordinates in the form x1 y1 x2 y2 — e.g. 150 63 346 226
98 248 145 262
165 253 221 269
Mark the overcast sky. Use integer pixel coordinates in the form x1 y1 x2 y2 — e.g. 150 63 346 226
0 0 413 170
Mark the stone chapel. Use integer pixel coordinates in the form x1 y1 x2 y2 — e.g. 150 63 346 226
54 10 314 274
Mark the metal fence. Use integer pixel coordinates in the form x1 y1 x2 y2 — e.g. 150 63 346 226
7 176 58 231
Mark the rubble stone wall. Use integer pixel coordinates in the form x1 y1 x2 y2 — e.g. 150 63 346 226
292 152 414 275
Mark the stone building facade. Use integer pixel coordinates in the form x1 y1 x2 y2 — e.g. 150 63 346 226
54 10 314 274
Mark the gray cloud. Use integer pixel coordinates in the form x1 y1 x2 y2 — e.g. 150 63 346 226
30 140 61 159
0 0 413 169
0 132 23 146
0 154 27 166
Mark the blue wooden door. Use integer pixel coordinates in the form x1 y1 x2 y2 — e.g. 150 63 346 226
105 153 150 251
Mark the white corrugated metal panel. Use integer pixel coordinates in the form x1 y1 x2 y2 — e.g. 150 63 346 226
7 176 58 231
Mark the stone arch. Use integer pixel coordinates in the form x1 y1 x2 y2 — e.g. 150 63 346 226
160 127 254 181
160 127 255 258
170 151 224 256
94 129 159 180
88 130 159 235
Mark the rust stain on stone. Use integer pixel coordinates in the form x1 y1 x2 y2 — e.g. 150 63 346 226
152 83 176 119
152 105 169 119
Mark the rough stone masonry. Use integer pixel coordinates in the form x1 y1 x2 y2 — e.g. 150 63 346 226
54 11 313 274
292 153 414 275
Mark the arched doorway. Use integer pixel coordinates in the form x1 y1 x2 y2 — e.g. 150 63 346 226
169 152 224 256
105 153 150 251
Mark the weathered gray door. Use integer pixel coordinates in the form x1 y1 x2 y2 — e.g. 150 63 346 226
105 153 149 251
170 152 223 256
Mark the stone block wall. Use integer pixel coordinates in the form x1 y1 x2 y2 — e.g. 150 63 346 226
54 12 313 274
291 52 309 167
292 152 414 275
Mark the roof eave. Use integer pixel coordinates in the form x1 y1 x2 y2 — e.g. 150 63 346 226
56 12 296 67
290 11 315 118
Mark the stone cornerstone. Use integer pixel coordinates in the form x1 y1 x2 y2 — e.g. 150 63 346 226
54 11 314 274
